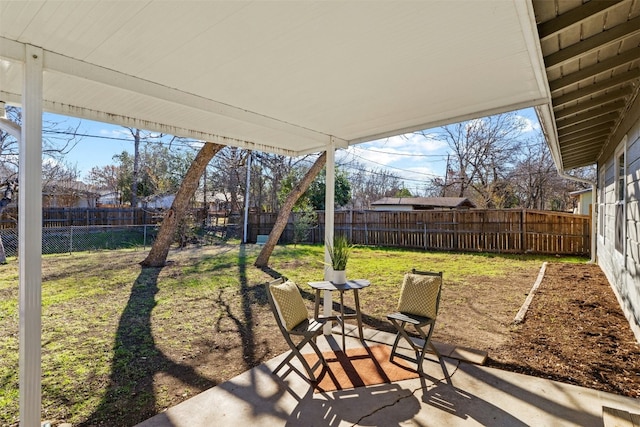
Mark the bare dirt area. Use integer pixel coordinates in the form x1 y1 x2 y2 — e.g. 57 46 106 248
487 262 640 398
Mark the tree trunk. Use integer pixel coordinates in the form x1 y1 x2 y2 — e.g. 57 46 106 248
255 152 326 268
140 142 224 267
0 181 17 264
229 147 240 215
0 234 6 264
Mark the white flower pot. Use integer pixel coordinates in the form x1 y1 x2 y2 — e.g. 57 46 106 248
333 269 347 285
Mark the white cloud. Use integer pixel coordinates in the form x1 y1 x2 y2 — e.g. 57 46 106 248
42 157 59 167
519 115 540 133
373 132 446 152
97 127 131 138
341 131 448 180
354 132 447 161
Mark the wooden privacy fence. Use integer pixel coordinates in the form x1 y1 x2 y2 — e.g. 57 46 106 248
248 209 591 256
0 207 206 228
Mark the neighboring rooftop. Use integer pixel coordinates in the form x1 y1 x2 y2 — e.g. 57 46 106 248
371 197 476 210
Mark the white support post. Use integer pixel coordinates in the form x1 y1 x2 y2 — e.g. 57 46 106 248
19 44 43 427
323 138 336 334
243 150 252 243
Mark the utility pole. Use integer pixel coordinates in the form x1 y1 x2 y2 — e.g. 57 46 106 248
442 154 450 197
131 129 141 208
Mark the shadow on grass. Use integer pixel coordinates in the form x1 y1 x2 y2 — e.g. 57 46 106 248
212 244 273 368
80 266 216 426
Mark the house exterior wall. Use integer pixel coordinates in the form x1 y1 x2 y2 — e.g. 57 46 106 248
574 192 592 215
597 94 640 342
43 194 97 208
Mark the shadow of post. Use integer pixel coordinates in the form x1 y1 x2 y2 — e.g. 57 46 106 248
80 266 215 426
213 244 272 368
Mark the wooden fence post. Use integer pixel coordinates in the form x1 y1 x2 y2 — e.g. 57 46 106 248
423 221 427 250
364 210 368 245
521 208 525 252
349 209 353 242
453 210 458 250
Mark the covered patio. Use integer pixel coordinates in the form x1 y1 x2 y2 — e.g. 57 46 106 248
1 0 639 425
136 326 639 426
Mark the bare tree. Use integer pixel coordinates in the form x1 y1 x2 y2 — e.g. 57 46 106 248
131 128 141 207
1 105 82 179
508 134 595 211
255 152 326 268
254 153 295 213
0 106 83 261
42 160 80 188
205 147 250 215
345 162 404 208
87 164 121 204
123 128 163 207
141 142 224 267
510 137 556 209
271 154 302 211
0 179 18 264
418 112 525 208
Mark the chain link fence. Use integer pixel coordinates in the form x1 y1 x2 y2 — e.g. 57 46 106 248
0 224 160 257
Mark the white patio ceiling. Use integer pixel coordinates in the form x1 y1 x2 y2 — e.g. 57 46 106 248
1 1 550 156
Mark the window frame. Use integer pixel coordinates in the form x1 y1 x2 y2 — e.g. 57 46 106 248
614 137 627 256
598 165 605 239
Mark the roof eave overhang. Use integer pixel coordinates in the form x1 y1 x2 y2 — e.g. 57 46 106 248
535 103 565 171
0 36 348 157
532 0 640 172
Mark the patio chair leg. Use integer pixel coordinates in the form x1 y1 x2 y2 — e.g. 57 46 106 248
389 318 442 374
353 289 364 340
273 334 324 382
340 289 346 351
295 347 319 382
273 350 296 376
389 319 406 362
307 337 328 368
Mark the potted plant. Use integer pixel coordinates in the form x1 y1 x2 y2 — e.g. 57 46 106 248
327 235 351 284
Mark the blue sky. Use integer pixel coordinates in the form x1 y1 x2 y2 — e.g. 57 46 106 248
347 108 541 193
49 107 541 194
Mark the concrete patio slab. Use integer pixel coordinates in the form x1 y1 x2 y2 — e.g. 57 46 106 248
137 327 639 427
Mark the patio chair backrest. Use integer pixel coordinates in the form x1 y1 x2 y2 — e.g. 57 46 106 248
267 278 309 331
397 269 443 319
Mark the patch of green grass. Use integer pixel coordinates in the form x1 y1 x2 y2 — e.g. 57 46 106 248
273 244 586 288
0 299 17 322
0 262 18 291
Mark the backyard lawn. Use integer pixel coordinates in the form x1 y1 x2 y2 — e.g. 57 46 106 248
1 242 635 426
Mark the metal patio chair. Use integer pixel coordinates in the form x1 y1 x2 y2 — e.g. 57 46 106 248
266 277 327 382
387 269 444 373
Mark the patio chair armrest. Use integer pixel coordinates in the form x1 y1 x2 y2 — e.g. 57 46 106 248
387 311 435 326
